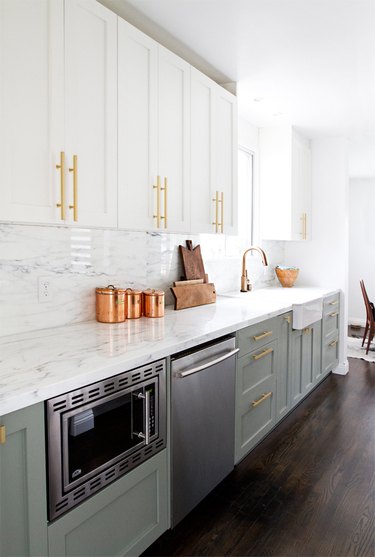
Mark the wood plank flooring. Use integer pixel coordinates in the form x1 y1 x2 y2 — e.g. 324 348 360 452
144 359 375 556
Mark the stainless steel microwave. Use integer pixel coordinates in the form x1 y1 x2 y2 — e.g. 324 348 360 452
46 359 166 520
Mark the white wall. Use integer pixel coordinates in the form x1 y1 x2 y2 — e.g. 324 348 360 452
283 137 349 373
348 178 375 325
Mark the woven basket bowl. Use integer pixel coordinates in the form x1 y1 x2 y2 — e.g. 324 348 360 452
275 267 299 288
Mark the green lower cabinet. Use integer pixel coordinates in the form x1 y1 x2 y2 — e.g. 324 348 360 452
322 333 339 377
290 320 322 408
235 340 277 463
48 449 169 557
0 403 48 557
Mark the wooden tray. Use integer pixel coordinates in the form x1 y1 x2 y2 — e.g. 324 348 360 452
179 240 207 282
170 283 216 310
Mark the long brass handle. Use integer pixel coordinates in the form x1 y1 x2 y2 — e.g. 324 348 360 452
56 151 66 220
212 191 219 233
153 176 161 228
329 311 339 317
253 347 273 361
300 213 307 240
161 176 168 229
68 154 78 222
253 331 272 342
220 191 224 233
0 425 5 444
329 339 338 347
251 391 273 408
304 213 307 239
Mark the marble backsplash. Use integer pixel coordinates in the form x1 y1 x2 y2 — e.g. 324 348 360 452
0 223 284 337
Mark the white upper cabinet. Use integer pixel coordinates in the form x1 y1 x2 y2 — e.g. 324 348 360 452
259 126 311 241
157 46 190 233
190 67 238 235
0 0 64 224
64 0 117 228
215 86 238 235
118 27 190 233
118 19 158 230
0 0 117 227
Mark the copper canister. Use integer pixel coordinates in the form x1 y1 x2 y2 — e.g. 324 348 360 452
125 288 143 319
95 285 127 323
143 289 165 318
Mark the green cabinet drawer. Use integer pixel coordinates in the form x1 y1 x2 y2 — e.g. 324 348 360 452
237 340 277 392
322 334 339 376
235 375 276 462
237 316 279 357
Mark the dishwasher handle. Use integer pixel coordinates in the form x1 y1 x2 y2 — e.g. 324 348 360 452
174 348 239 378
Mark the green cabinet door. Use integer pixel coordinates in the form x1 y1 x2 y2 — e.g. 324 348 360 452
48 449 169 557
0 403 48 557
276 312 292 419
290 320 322 408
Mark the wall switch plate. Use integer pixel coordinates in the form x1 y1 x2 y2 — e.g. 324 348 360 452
38 277 52 302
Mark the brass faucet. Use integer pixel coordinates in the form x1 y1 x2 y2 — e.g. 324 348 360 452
241 247 268 292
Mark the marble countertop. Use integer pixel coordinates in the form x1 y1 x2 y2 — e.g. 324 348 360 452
0 286 339 415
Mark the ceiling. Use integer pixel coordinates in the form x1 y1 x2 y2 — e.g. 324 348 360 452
101 0 375 176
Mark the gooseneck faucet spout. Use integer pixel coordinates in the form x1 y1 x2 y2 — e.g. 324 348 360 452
240 247 268 292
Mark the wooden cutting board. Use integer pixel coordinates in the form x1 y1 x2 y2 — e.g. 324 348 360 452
171 283 216 310
179 240 207 282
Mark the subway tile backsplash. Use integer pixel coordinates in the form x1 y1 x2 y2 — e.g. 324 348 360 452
0 223 284 337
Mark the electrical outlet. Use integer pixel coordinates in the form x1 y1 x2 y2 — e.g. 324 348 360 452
38 277 52 302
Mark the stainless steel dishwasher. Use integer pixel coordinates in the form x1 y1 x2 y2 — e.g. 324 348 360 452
171 335 239 527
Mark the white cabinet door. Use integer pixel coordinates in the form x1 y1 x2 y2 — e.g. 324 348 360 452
65 0 117 228
190 68 215 234
214 87 238 235
118 19 158 230
0 0 64 224
291 132 312 240
260 126 311 241
158 46 190 233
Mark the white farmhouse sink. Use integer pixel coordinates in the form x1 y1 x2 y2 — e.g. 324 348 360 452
292 297 323 329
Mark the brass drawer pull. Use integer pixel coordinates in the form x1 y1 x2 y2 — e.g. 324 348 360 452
253 347 273 361
253 331 272 342
303 327 311 334
0 425 6 444
251 391 273 408
329 300 339 306
284 315 291 324
329 339 338 347
329 311 339 317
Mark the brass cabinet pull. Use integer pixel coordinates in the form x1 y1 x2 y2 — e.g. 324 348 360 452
253 331 272 341
251 391 273 408
303 327 311 334
0 425 5 444
56 151 66 220
329 300 339 306
329 311 339 317
284 315 291 324
212 190 219 233
253 347 273 360
220 191 224 233
153 175 161 228
160 176 168 229
68 154 78 222
329 339 338 347
300 213 307 240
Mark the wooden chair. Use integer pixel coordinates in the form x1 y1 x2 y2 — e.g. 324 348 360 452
359 280 375 354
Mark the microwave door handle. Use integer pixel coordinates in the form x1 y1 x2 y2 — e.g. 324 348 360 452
144 389 151 445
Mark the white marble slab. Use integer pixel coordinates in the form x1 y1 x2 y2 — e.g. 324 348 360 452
0 286 339 415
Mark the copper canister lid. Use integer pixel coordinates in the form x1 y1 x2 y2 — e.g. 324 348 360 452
143 288 164 296
96 285 127 295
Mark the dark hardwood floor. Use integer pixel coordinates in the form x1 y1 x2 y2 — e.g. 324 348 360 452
144 359 375 557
